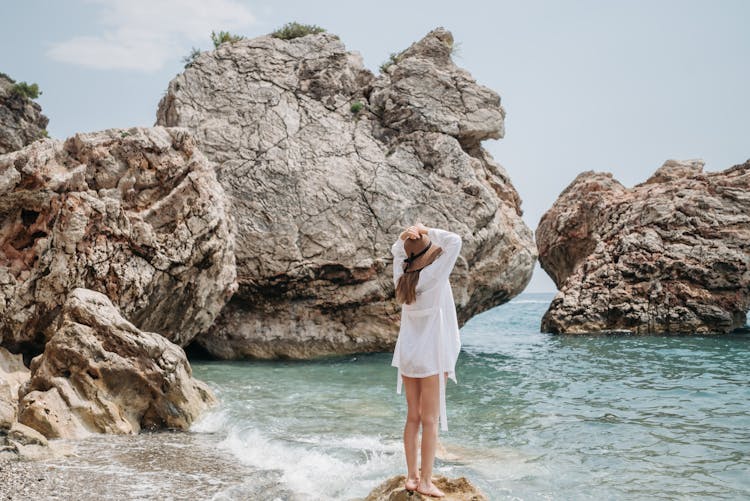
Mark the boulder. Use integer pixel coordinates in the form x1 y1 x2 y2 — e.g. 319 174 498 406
0 74 49 154
364 474 487 500
0 126 237 353
0 347 29 430
537 159 750 334
156 27 536 359
17 288 217 439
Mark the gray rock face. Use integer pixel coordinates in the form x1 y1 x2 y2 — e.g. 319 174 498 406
0 127 237 353
537 158 750 334
0 74 49 154
156 27 536 359
17 288 217 439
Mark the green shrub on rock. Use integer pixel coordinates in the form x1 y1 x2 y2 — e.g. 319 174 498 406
211 30 245 48
271 22 326 40
11 82 42 100
182 47 201 68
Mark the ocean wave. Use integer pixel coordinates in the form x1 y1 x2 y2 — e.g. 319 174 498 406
215 426 400 500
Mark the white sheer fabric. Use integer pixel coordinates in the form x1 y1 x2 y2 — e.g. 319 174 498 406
390 227 462 431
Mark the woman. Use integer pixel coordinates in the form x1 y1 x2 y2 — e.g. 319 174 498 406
390 222 463 498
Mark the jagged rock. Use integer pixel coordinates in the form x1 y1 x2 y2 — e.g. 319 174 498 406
537 158 750 334
156 27 536 359
0 347 29 430
17 288 217 439
364 474 487 501
0 126 237 354
0 74 49 154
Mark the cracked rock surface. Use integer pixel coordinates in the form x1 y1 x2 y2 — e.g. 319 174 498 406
0 126 237 353
17 288 217 439
0 74 49 155
537 158 750 334
157 27 536 359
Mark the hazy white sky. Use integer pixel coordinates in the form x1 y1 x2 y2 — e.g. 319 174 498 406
2 0 748 292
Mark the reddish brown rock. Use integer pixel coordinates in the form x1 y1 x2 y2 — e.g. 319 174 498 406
537 158 750 334
0 126 237 353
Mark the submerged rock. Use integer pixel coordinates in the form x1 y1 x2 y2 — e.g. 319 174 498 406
17 288 217 439
364 474 488 500
156 27 536 359
0 74 49 154
0 126 236 353
537 158 750 334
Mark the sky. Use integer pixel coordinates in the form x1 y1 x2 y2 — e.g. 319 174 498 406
2 0 748 293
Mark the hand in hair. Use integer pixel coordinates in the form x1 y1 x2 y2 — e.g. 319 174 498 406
400 224 425 240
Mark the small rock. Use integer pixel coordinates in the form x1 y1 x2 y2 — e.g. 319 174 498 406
364 474 488 501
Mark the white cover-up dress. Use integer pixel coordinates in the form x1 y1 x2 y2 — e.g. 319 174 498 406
390 228 462 431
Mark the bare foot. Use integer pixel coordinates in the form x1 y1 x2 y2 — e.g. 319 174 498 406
417 481 445 498
404 475 418 492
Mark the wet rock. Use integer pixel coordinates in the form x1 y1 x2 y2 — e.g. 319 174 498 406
364 474 488 500
156 27 535 359
0 126 237 353
17 288 217 439
537 158 750 334
0 73 49 154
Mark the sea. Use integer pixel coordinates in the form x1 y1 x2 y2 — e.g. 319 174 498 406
28 292 750 500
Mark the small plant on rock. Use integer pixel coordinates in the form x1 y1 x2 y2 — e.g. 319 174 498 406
11 81 42 100
271 22 326 40
379 52 401 73
350 101 364 114
211 30 245 48
182 47 201 68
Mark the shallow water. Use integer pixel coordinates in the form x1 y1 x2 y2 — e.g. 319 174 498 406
29 293 750 500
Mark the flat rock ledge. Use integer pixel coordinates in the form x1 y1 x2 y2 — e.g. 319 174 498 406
157 26 536 359
17 288 217 439
364 474 487 501
537 158 750 334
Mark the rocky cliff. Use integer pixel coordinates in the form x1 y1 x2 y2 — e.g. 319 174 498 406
0 74 49 154
156 27 536 359
537 158 750 334
0 126 237 355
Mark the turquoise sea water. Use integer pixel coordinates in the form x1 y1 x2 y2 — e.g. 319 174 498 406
33 293 750 500
186 292 750 500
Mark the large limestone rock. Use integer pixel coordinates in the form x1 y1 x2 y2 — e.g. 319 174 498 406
0 74 49 154
364 474 487 500
0 126 237 353
17 288 217 439
156 27 536 359
537 158 750 334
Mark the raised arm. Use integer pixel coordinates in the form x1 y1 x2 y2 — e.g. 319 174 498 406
391 235 408 287
426 227 462 283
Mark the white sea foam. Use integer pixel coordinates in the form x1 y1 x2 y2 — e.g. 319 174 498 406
216 426 401 500
190 407 230 433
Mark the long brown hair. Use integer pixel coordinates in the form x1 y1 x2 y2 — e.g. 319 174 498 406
395 246 443 305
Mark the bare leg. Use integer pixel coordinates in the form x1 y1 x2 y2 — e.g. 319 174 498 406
402 375 421 489
417 374 445 497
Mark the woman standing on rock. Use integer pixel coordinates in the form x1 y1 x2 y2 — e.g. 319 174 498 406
390 222 463 498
